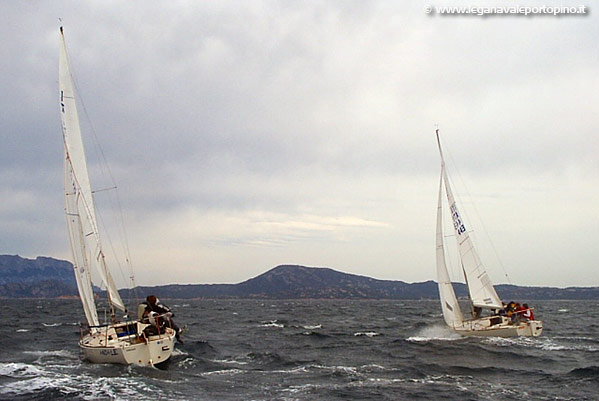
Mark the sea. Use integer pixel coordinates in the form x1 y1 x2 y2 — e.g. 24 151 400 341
0 299 597 400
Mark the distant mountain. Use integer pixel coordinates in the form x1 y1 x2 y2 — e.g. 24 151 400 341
0 255 77 297
132 264 599 300
132 265 442 300
2 255 598 300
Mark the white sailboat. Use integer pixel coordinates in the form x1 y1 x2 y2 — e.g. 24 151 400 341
59 27 176 365
435 129 543 337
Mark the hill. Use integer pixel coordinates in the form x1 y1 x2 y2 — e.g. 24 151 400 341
0 255 78 297
132 265 442 299
2 255 598 300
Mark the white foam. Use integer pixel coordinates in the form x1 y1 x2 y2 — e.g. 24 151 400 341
16 329 29 332
23 349 76 358
42 323 62 327
311 364 358 375
202 368 245 376
1 363 167 401
212 358 249 365
360 363 386 370
0 362 45 378
407 325 462 342
302 324 322 330
261 320 284 328
484 336 599 352
354 331 380 337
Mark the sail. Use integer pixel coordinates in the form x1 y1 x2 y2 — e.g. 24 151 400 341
436 131 502 310
436 173 464 327
59 28 126 323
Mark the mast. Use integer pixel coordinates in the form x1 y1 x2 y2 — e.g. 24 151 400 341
435 129 502 310
59 27 126 323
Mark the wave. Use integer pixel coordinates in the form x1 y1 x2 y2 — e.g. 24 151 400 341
568 366 599 378
0 363 164 401
0 362 45 378
246 351 288 366
41 323 62 327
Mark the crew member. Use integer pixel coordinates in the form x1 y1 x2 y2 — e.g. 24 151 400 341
140 295 183 343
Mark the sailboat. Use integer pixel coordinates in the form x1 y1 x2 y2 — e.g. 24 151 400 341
435 129 543 337
59 27 176 365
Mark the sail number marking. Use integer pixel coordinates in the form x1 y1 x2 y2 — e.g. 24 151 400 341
450 203 466 235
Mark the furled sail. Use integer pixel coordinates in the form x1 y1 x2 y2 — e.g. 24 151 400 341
59 28 125 324
435 131 502 310
436 174 464 327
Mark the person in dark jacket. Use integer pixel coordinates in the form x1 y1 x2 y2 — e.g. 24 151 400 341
140 295 183 343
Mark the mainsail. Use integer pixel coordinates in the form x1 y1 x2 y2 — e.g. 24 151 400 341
436 174 464 327
59 27 126 325
435 130 502 310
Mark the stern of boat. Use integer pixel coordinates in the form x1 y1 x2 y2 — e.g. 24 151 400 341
79 321 176 367
519 320 543 337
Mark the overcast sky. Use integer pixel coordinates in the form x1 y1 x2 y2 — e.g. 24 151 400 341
1 1 597 288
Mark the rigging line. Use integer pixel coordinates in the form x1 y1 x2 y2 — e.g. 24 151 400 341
442 134 513 285
92 186 117 194
67 45 137 302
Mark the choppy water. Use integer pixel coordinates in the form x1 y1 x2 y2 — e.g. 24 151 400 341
0 299 597 400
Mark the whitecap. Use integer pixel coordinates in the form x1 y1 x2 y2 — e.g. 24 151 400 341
260 320 284 328
312 364 358 375
23 350 76 358
537 339 599 352
302 324 322 330
1 365 171 400
354 331 380 337
270 365 310 374
202 368 245 376
0 362 45 378
212 358 249 365
16 329 29 332
42 323 62 327
359 363 387 371
407 325 461 342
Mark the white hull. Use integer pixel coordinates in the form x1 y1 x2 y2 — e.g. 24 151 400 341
451 316 543 338
79 321 176 367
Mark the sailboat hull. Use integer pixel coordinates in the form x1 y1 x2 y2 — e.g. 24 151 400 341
79 322 176 367
452 317 543 338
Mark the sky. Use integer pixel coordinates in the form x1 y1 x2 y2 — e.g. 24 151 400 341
1 1 597 288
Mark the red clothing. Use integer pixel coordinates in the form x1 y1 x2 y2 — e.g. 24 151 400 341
522 308 534 320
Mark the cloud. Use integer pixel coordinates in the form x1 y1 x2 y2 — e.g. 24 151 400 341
0 1 597 287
